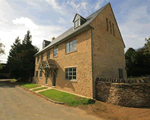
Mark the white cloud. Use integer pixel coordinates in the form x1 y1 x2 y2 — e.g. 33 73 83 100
13 17 38 29
119 5 150 51
95 1 104 10
67 1 88 10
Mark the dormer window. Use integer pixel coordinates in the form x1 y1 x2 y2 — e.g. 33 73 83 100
74 19 80 28
42 40 51 49
73 13 86 29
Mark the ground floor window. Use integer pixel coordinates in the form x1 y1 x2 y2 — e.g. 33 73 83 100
40 70 42 77
119 68 123 79
65 67 76 80
36 71 38 77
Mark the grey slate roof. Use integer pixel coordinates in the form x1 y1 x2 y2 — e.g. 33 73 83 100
35 3 108 56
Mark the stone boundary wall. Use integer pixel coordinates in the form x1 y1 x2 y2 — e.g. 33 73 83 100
96 80 150 107
96 77 146 83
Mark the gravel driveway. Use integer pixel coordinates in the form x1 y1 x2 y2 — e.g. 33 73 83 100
0 80 102 120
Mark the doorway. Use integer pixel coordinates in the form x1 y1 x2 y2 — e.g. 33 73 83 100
52 70 57 86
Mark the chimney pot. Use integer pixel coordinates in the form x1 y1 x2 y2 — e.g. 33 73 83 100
52 37 55 40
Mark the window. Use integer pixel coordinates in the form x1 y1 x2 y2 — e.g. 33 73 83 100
74 19 80 29
53 47 58 57
66 39 76 53
47 51 50 59
112 23 115 36
40 70 42 77
106 18 108 32
119 68 123 79
109 21 112 34
36 71 38 77
41 53 43 62
65 67 76 80
37 56 39 63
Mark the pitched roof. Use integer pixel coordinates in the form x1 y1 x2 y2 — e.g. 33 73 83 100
35 3 108 56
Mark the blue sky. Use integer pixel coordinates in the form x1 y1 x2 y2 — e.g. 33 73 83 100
0 0 150 63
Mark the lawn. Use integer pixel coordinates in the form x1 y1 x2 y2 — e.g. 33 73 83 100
10 79 17 82
21 83 41 89
33 87 47 91
39 89 95 106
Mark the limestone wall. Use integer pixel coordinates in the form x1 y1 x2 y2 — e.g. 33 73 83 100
96 81 150 107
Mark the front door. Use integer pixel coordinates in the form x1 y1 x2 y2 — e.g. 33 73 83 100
45 69 49 85
52 70 57 86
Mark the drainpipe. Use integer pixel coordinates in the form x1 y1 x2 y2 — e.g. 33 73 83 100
90 26 95 99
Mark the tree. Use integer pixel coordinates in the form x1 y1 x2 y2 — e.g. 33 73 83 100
144 37 150 54
0 43 5 69
7 30 39 82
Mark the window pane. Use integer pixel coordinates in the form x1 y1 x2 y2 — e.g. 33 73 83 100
73 40 76 51
73 72 76 75
69 76 72 80
73 68 76 71
66 43 69 53
73 76 76 79
69 68 72 72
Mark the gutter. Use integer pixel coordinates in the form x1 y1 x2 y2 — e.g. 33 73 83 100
34 25 91 57
90 26 95 99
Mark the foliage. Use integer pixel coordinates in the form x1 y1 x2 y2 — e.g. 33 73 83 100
39 89 95 106
125 36 150 77
0 43 5 70
7 30 39 82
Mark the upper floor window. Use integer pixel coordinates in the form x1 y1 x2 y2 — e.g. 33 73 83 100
47 51 50 59
65 67 76 80
106 18 108 32
109 21 112 34
37 56 39 63
112 23 115 36
41 53 43 62
40 70 42 77
36 71 38 77
66 39 76 53
53 47 58 57
74 19 80 29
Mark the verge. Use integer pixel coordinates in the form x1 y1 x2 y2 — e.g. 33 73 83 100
19 86 65 105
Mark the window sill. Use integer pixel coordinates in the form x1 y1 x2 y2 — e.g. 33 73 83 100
53 55 58 58
66 50 77 55
65 79 77 83
70 80 77 83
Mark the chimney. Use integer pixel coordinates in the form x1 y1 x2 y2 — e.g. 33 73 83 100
52 37 55 41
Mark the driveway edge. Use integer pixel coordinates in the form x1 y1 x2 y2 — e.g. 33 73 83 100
19 86 65 105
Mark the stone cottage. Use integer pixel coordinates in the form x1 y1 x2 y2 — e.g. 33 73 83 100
34 2 127 98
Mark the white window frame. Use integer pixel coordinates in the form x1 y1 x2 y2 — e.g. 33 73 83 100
40 70 42 77
41 53 43 62
53 47 58 57
66 39 76 53
36 71 38 77
74 19 80 29
47 51 50 59
65 67 76 80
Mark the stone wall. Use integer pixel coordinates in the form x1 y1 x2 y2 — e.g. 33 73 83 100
96 81 150 107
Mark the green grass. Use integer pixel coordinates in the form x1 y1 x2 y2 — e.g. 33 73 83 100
11 79 17 82
33 87 47 91
39 89 95 106
21 83 41 89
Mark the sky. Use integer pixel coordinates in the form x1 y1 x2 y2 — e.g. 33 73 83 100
0 0 150 63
